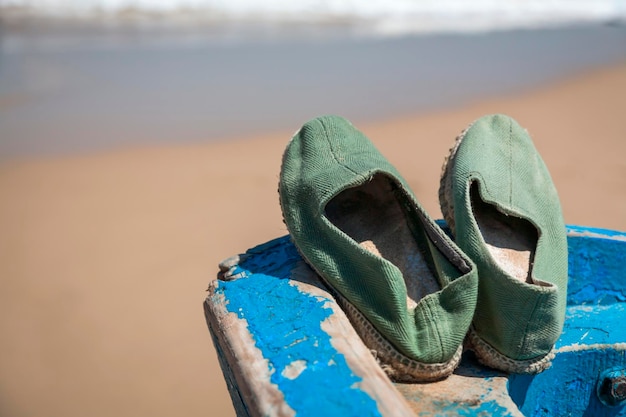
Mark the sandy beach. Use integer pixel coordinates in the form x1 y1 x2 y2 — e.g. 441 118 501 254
0 55 625 417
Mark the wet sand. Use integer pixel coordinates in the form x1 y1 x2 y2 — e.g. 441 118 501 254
0 60 625 416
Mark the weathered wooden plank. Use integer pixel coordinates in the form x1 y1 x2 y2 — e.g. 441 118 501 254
205 236 414 417
204 225 626 416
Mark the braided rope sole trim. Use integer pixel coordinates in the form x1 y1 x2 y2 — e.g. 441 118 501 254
332 287 462 382
438 123 470 234
467 327 555 374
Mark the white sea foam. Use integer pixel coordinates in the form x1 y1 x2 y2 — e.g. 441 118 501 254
2 0 626 36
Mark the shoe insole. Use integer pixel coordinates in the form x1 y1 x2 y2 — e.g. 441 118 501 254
470 182 537 284
325 174 440 309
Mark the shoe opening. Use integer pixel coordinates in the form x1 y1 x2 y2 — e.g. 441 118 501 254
324 173 441 309
470 181 540 284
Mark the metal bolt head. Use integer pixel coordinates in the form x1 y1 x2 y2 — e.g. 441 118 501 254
597 367 626 407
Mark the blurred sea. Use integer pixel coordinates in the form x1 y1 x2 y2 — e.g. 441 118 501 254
1 0 626 158
3 0 626 36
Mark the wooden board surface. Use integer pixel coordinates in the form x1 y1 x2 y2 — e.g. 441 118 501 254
204 225 626 416
205 236 414 417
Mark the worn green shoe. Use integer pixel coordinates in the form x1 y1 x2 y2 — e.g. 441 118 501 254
279 115 478 382
439 114 568 374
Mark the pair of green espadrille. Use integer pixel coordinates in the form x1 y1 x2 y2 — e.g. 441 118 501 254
278 115 567 382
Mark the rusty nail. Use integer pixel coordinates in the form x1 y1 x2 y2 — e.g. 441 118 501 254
597 367 626 407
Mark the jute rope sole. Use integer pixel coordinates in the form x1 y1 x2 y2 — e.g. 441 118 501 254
467 327 555 374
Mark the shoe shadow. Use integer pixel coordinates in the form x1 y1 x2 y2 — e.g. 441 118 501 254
453 350 507 379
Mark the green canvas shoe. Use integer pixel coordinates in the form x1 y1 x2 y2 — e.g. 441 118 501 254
439 114 568 374
279 115 478 382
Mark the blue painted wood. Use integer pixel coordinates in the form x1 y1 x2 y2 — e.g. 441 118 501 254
214 237 383 417
566 225 626 306
507 226 626 417
205 224 626 416
206 238 415 416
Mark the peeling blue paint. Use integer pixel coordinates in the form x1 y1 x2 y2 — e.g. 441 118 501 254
557 304 626 348
566 225 626 239
569 284 626 306
567 229 626 306
426 399 514 417
509 301 626 416
455 400 515 416
217 236 382 417
508 348 626 417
